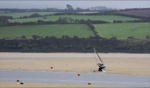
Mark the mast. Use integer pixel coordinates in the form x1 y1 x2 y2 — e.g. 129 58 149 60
93 48 104 65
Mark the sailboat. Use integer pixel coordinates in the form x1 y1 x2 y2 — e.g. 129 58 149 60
93 48 107 72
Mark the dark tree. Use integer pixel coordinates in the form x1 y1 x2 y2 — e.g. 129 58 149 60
29 13 41 18
66 4 74 11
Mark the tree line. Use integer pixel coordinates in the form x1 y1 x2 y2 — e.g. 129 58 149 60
0 16 109 27
0 36 149 53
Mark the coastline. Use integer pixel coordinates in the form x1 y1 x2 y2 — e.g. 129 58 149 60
0 53 150 87
0 53 150 76
0 82 120 88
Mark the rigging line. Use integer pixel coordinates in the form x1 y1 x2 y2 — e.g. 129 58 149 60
93 54 99 64
97 52 104 64
93 48 104 65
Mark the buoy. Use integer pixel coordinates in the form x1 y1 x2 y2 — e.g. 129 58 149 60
20 82 24 84
16 80 24 85
16 80 20 84
77 74 80 76
88 82 92 85
16 80 20 82
50 67 53 69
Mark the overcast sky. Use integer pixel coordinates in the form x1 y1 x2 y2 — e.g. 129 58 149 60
0 1 150 9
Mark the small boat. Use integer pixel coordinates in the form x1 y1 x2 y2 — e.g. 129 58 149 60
93 48 107 72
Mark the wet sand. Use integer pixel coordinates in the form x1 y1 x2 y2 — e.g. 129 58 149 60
0 82 114 88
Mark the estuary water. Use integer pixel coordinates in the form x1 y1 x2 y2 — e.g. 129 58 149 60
0 70 150 87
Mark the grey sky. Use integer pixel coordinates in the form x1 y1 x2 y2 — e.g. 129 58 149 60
0 1 150 9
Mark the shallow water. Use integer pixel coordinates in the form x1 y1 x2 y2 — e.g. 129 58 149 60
0 70 150 87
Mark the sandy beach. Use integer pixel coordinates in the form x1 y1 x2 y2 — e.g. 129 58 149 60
0 53 150 76
0 53 150 87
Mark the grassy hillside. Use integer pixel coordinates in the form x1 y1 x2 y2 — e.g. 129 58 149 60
0 24 95 39
9 15 139 23
94 22 150 39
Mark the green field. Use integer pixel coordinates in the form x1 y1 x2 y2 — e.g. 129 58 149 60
0 12 58 18
94 22 150 39
9 15 139 23
0 24 95 39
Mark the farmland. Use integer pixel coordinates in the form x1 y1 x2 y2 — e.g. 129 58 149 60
0 24 94 39
0 8 150 52
94 22 150 39
9 15 139 23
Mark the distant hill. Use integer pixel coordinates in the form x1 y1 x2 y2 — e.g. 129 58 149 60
116 8 150 18
89 6 113 11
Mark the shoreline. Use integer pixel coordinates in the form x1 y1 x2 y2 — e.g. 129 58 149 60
0 53 150 87
0 53 150 76
0 82 119 88
1 70 149 87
